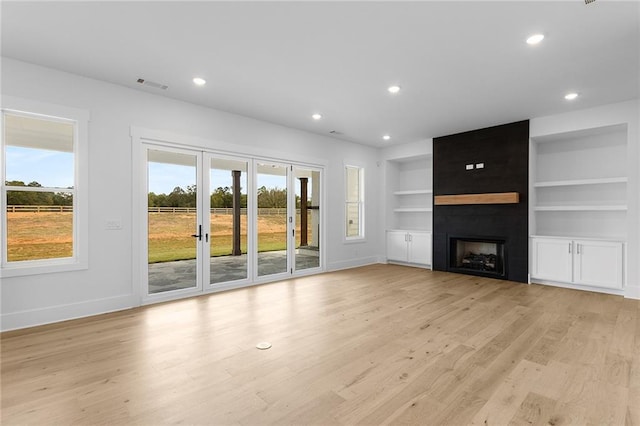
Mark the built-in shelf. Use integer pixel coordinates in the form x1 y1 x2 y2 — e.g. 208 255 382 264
386 154 433 231
393 189 433 195
534 177 627 188
393 207 433 213
535 205 627 211
531 123 628 246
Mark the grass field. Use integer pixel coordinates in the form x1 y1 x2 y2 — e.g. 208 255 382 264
7 212 310 263
6 212 73 262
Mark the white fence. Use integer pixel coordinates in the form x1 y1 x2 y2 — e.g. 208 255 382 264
7 206 291 215
6 205 73 213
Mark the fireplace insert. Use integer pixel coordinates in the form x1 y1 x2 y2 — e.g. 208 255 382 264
448 236 506 279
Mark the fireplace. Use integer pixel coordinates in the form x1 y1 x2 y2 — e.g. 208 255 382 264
433 120 529 283
448 236 506 279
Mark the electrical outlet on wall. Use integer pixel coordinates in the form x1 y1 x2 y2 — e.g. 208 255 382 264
105 219 122 230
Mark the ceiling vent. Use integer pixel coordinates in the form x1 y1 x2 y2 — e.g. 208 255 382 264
584 0 596 4
136 78 168 90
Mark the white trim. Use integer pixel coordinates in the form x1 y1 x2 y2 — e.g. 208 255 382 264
130 126 328 169
131 126 327 308
0 294 134 332
530 278 624 297
344 163 365 242
327 256 378 272
141 144 203 303
1 97 89 277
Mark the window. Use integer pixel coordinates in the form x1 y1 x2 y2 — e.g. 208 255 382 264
345 165 364 239
1 99 88 277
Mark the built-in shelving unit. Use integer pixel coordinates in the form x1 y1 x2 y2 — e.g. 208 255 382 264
382 149 433 267
530 122 629 292
531 123 628 240
386 154 433 231
393 207 433 213
534 177 627 188
393 189 433 195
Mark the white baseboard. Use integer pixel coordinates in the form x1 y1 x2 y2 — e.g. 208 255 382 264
1 294 136 332
624 285 640 299
327 256 379 272
530 279 625 297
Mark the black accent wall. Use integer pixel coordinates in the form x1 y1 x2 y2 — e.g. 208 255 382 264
433 120 529 283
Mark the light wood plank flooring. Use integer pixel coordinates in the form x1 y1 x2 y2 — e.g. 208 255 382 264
2 264 639 425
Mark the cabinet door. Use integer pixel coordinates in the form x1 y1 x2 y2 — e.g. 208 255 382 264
531 238 573 283
408 232 431 265
386 231 408 262
573 240 623 289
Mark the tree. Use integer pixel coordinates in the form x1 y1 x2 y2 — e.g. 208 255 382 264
5 180 55 205
257 186 287 208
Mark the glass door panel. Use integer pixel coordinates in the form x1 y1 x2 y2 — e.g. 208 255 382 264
294 167 321 271
147 148 200 294
256 163 288 277
209 157 248 284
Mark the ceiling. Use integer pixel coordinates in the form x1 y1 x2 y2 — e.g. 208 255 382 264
2 1 639 147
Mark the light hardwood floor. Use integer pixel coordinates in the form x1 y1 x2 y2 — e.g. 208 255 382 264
2 264 639 425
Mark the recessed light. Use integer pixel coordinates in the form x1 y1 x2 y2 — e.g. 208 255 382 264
564 92 579 100
383 135 391 141
388 85 401 94
312 113 322 120
193 77 206 86
526 34 545 45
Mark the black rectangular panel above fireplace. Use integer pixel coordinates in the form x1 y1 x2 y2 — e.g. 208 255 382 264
433 120 529 283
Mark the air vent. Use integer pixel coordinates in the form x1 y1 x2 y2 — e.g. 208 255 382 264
136 78 168 90
585 0 596 4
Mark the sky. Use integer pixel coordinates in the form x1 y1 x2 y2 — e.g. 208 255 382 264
147 162 290 195
5 146 74 189
6 145 307 196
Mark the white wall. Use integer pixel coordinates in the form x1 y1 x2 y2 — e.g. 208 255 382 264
530 99 640 299
2 57 638 331
0 58 382 330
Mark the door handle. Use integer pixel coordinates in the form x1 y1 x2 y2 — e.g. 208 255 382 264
191 224 202 241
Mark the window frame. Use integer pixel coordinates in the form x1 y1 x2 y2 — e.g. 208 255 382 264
344 163 365 242
1 97 89 278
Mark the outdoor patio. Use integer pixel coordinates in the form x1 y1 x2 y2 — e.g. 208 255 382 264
148 250 320 293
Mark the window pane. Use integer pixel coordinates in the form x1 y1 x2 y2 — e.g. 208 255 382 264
346 167 360 202
210 158 248 284
6 191 74 261
4 114 74 188
147 150 198 294
346 202 360 237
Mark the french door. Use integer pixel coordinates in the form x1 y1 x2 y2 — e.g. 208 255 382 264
143 144 322 299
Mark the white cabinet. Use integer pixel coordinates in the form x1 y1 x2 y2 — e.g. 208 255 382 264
531 237 623 290
386 230 431 266
531 238 573 283
573 239 624 289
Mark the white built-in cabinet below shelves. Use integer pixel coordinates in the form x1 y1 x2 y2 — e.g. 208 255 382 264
386 230 432 267
531 236 624 290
